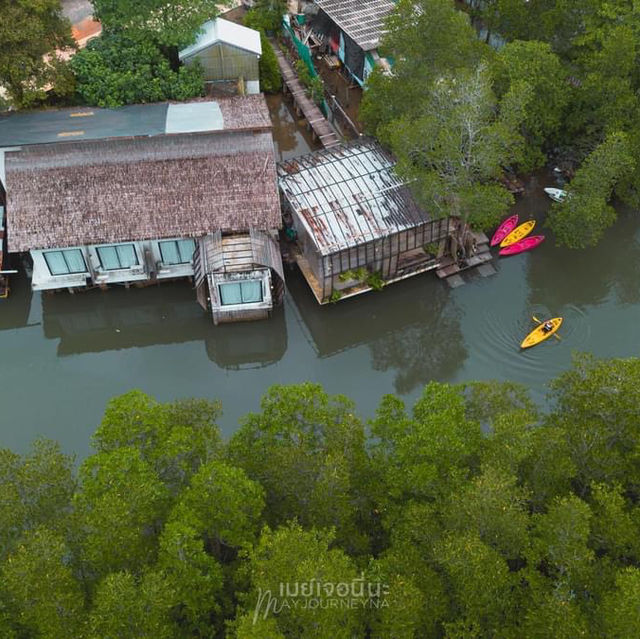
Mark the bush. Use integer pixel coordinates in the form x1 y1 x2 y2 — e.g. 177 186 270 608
70 33 204 108
295 60 325 105
258 33 281 93
244 0 287 34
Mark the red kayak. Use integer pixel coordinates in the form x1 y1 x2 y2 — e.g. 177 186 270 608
490 215 519 246
499 235 545 256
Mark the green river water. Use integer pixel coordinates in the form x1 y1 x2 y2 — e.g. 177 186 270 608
1 95 638 457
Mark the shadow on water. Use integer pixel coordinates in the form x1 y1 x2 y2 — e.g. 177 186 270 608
41 281 287 369
0 271 33 331
287 267 467 393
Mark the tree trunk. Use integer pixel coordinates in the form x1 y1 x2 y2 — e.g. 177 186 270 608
161 45 181 72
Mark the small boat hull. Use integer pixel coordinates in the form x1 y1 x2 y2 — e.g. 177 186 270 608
521 317 563 349
499 235 545 256
500 220 536 247
544 187 568 203
490 214 519 246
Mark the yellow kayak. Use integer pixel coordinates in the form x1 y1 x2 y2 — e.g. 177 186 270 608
521 317 563 349
500 220 536 247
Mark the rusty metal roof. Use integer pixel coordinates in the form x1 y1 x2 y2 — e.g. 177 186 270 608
313 0 394 51
277 140 430 255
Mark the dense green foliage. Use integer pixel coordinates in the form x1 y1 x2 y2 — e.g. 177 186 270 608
242 2 283 94
255 34 282 94
361 0 520 232
0 0 75 108
362 0 640 245
547 132 636 248
386 64 518 230
244 0 287 35
70 33 204 108
91 0 228 49
295 60 324 106
2 355 640 636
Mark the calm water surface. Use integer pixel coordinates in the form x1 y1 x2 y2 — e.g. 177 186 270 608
1 96 639 457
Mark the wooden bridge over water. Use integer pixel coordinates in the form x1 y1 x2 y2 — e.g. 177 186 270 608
272 45 341 149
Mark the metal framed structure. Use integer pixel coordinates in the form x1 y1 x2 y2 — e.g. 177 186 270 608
278 140 453 303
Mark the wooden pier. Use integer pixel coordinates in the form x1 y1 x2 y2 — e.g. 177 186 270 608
435 231 495 287
272 45 340 149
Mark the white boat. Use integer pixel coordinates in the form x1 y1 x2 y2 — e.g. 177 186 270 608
544 187 568 203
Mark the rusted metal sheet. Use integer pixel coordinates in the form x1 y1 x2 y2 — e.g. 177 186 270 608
278 140 433 256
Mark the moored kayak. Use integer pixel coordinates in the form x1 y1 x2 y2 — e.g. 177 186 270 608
499 235 545 256
521 317 563 349
500 220 536 247
490 214 519 246
544 187 568 203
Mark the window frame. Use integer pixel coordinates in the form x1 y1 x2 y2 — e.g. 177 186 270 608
158 239 196 265
96 244 139 271
43 249 88 276
218 279 264 306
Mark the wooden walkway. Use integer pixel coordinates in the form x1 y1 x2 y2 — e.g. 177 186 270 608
273 45 340 149
435 231 494 285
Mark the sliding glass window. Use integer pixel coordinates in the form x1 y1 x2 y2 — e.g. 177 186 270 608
219 280 263 305
159 239 196 265
96 244 138 270
44 249 87 276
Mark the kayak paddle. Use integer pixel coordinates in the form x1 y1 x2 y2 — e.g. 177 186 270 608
532 315 561 341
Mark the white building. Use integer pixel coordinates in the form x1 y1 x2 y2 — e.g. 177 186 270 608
179 18 262 94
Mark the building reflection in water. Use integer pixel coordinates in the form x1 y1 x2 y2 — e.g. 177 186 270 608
41 280 287 369
287 267 467 393
0 271 33 332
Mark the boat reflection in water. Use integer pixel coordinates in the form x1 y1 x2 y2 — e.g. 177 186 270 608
41 280 287 369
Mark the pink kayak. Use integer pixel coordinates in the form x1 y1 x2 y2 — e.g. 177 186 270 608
490 215 519 246
499 235 545 256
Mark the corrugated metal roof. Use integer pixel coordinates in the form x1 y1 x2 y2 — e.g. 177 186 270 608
278 140 430 255
165 102 224 133
314 0 394 51
0 104 168 148
179 18 262 60
0 95 271 148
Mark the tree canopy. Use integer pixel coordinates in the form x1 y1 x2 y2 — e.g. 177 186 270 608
91 0 230 49
0 0 75 108
547 132 635 248
70 33 204 108
2 357 640 636
361 0 640 244
385 64 520 230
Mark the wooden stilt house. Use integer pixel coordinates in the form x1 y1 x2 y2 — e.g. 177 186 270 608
304 0 394 85
1 96 285 324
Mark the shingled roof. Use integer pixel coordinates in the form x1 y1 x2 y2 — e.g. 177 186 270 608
6 130 280 252
313 0 394 51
